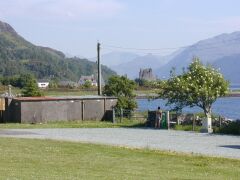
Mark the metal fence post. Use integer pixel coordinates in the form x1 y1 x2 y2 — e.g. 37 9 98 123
177 113 180 125
167 111 170 130
120 108 123 123
112 108 116 124
192 114 196 131
219 116 222 128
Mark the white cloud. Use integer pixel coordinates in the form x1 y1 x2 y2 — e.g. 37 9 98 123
0 0 125 21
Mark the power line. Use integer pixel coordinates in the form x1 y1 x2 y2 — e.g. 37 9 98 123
101 47 174 55
103 44 186 51
102 36 240 53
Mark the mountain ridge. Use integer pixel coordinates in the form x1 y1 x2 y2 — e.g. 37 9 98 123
0 20 116 81
0 21 18 35
111 53 168 79
100 31 240 83
156 31 240 83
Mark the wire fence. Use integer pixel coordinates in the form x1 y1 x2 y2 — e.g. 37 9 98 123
112 109 230 131
113 108 147 123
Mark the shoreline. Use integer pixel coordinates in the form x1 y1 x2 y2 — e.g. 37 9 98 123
136 92 240 99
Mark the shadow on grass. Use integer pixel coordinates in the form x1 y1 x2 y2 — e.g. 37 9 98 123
118 123 146 128
219 145 240 150
0 130 37 135
1 120 148 129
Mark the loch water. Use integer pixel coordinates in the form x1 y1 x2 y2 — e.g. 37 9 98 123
137 97 240 120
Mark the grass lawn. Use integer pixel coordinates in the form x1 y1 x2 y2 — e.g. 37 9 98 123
43 89 98 96
0 138 239 179
0 85 158 97
0 120 146 129
174 124 202 132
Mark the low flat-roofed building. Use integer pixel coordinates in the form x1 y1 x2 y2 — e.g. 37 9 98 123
3 96 117 123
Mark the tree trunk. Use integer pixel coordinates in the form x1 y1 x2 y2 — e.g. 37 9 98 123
201 107 213 133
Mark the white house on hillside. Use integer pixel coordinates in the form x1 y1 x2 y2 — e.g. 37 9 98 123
37 80 49 89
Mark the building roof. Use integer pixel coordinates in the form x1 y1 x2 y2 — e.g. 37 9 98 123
80 75 95 80
13 95 117 102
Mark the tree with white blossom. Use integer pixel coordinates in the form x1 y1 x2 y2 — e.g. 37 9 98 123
158 58 229 132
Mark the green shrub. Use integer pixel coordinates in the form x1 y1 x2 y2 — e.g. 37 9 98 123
218 120 240 135
174 125 201 132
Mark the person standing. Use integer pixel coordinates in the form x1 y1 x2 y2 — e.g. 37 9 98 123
155 106 162 128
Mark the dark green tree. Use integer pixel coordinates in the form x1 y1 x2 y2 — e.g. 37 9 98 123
21 74 43 97
103 76 137 110
159 58 229 131
17 74 33 88
49 79 59 88
83 80 92 89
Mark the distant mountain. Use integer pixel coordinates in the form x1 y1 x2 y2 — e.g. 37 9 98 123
0 20 116 81
213 54 240 84
111 54 169 79
156 32 240 83
98 48 183 79
99 51 140 67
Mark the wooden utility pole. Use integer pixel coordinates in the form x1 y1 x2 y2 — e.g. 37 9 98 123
97 42 102 95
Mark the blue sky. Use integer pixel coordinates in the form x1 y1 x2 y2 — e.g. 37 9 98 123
1 0 240 57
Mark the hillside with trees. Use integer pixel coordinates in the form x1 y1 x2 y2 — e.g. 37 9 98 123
0 21 116 82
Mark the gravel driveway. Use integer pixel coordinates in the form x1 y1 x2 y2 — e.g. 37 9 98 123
0 128 239 159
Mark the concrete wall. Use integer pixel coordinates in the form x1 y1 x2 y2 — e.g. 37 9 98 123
5 97 117 123
105 99 117 110
83 100 104 120
20 100 83 123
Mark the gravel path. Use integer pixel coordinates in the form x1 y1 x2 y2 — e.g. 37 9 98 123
0 128 239 159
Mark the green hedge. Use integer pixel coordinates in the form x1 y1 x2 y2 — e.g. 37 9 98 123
217 120 240 135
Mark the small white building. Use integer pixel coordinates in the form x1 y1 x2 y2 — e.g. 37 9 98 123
37 80 49 89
